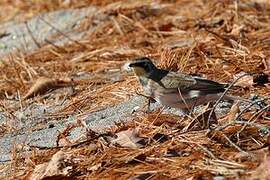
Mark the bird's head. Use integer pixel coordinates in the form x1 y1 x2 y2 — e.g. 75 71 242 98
128 57 157 78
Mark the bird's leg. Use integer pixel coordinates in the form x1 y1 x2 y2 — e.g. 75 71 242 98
147 97 157 112
189 98 198 116
206 102 218 128
135 91 156 112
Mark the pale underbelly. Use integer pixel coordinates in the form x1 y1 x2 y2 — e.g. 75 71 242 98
155 92 195 109
154 91 228 109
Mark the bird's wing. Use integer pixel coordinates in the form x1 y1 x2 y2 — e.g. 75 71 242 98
159 71 196 89
160 72 226 94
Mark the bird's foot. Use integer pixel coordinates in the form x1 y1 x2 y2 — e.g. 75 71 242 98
135 91 156 113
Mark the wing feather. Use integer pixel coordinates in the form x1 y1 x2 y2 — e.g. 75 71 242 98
159 72 226 94
160 72 196 89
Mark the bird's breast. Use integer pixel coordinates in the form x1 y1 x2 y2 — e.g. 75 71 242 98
145 80 169 99
145 80 194 108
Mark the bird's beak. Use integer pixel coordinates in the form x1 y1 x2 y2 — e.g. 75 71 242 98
128 62 137 67
122 62 132 72
125 61 147 76
123 61 141 72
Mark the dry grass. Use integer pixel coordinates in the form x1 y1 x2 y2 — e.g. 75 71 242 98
0 0 118 23
0 0 269 179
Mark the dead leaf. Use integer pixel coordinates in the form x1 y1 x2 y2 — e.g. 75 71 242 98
230 24 245 37
234 72 253 87
111 128 145 148
24 77 73 99
234 72 269 88
30 150 73 180
227 101 240 123
253 0 270 4
233 147 268 162
253 73 269 86
249 157 270 180
88 163 102 172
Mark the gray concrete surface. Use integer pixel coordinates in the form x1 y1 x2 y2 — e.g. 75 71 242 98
0 93 237 163
0 96 147 162
0 6 108 56
0 6 111 162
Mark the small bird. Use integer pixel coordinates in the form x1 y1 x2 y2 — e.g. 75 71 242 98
128 57 240 112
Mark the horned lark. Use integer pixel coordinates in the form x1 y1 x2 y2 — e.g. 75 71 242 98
128 57 240 112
